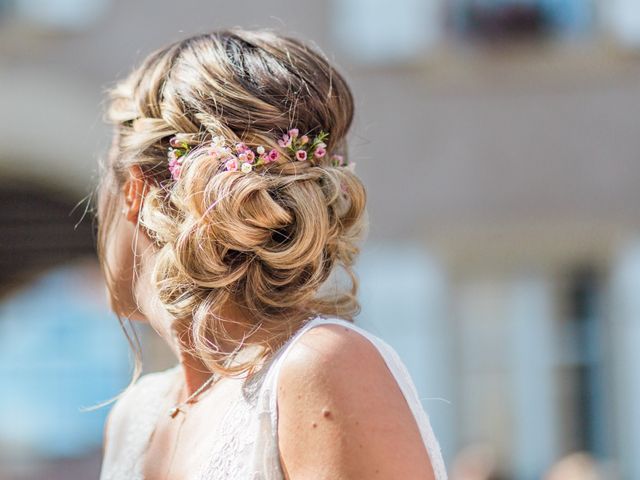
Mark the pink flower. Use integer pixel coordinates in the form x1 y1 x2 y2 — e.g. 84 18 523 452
331 154 344 166
169 134 190 148
299 135 309 145
314 146 326 158
288 128 299 139
168 158 181 180
235 142 248 153
278 134 291 148
225 158 239 171
245 150 255 163
205 145 225 159
267 149 280 162
295 149 307 161
210 136 225 147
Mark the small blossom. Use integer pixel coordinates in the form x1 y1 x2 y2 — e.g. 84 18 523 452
205 145 224 159
211 136 225 147
314 146 326 158
317 142 327 149
169 152 185 167
235 142 248 153
331 154 344 166
288 128 299 138
295 150 307 161
299 135 309 145
225 158 239 171
169 134 190 148
256 145 265 155
267 149 280 162
245 150 255 163
168 159 181 180
278 134 291 148
347 161 356 172
241 162 253 173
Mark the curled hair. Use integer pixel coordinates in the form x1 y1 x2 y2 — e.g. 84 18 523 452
96 28 368 379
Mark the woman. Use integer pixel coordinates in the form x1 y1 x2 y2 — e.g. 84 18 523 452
96 27 447 479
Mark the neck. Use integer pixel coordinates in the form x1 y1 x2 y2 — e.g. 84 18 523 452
178 350 215 398
128 237 271 396
173 311 255 397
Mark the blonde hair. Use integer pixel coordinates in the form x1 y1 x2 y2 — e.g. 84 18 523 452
95 28 368 380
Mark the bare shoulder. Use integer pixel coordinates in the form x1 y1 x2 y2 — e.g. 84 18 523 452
101 389 134 471
102 367 178 462
102 375 147 457
277 323 436 479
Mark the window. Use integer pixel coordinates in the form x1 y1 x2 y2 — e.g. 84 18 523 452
448 0 594 42
330 0 443 64
0 0 109 31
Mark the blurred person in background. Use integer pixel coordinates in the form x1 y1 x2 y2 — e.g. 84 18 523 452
95 28 448 479
450 443 498 480
543 452 606 480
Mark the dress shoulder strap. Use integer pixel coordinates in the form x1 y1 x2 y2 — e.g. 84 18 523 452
252 315 448 480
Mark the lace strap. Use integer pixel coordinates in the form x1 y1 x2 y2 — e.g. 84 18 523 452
256 316 448 480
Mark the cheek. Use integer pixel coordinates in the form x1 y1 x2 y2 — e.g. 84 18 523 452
104 218 137 314
109 220 135 276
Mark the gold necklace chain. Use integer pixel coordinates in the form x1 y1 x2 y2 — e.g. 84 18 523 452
168 372 220 419
163 409 186 480
166 345 257 418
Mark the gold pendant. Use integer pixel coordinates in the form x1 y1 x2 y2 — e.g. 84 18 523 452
169 407 181 418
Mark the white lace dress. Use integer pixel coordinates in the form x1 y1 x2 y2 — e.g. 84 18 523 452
99 315 448 479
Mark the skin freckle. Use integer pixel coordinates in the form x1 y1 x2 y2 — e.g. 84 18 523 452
312 422 317 428
322 408 332 419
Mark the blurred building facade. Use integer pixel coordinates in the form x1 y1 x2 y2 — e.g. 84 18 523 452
1 1 639 479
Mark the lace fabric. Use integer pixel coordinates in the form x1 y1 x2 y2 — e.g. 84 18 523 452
100 366 181 480
99 316 448 480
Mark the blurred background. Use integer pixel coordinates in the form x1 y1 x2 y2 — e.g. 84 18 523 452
1 0 639 479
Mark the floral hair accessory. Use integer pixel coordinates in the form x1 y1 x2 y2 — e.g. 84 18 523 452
166 128 353 181
167 134 192 180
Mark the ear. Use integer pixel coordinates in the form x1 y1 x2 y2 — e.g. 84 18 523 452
122 165 148 224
